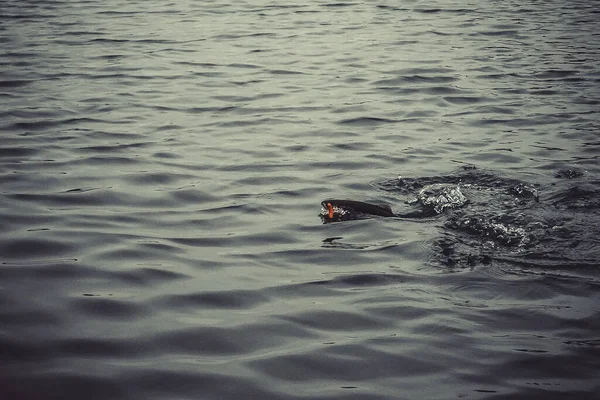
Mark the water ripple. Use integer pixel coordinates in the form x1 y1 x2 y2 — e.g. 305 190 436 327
1 0 599 399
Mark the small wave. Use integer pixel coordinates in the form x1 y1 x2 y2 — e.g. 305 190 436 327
156 290 269 310
69 297 149 319
338 116 397 126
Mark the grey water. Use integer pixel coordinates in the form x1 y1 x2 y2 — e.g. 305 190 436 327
1 0 599 399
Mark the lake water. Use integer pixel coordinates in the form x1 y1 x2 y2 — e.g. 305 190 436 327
1 1 599 399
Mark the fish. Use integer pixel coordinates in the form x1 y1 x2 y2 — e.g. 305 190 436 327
321 199 396 220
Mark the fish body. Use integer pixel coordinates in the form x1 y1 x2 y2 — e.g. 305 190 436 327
321 199 396 220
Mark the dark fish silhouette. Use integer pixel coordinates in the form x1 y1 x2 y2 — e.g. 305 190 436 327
321 184 471 222
321 199 396 220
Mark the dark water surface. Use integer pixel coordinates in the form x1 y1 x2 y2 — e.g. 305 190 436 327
1 0 599 399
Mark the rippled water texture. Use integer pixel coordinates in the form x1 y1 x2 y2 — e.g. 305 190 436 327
1 0 599 399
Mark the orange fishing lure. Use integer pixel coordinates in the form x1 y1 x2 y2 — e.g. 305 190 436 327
327 202 334 218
